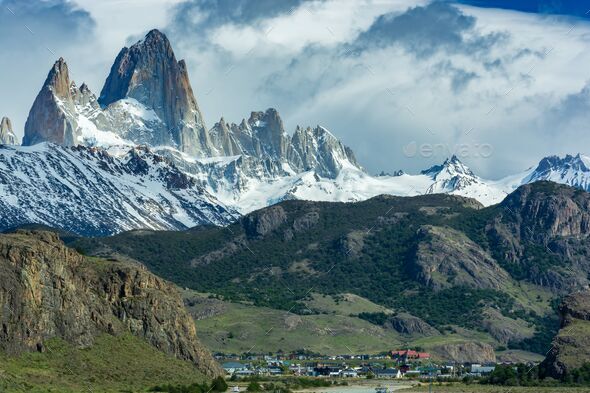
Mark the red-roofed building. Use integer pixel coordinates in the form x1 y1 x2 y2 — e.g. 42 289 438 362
391 350 431 362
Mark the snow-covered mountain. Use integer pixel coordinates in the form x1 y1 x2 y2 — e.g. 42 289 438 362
6 28 590 235
162 149 590 214
167 152 507 213
519 154 590 191
0 143 237 236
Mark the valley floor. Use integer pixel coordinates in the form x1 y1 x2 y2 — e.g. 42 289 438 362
405 385 590 393
287 381 590 393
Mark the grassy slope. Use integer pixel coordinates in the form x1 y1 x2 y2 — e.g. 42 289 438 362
185 291 543 359
0 334 206 393
186 291 402 354
304 293 394 315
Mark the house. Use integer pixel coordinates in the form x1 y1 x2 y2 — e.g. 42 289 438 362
234 370 256 378
374 368 401 379
403 370 421 378
417 366 441 377
256 367 270 376
391 350 431 362
315 366 342 376
222 362 248 375
289 364 306 375
340 368 358 378
357 366 373 376
268 366 284 375
471 364 496 375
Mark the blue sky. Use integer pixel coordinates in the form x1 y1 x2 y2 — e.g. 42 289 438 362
2 0 590 178
457 0 590 17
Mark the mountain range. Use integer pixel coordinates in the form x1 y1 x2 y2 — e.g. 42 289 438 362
72 180 590 365
1 29 590 235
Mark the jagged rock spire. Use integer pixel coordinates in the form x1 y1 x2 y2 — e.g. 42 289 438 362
22 58 78 146
0 117 17 145
207 107 362 178
246 108 290 158
98 29 210 155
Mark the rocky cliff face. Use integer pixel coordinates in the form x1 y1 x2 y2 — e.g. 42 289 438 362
0 230 222 376
243 205 288 238
99 29 210 155
488 182 590 292
384 313 439 336
502 182 590 241
0 117 17 145
542 290 590 379
22 58 78 146
431 342 496 364
288 125 360 178
411 225 511 290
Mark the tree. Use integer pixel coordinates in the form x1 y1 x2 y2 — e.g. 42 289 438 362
211 376 228 392
247 381 262 392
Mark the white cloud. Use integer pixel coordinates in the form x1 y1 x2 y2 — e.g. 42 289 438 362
168 1 590 177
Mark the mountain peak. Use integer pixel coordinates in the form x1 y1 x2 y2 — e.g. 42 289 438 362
535 153 590 173
133 28 174 58
98 28 210 156
246 108 289 157
0 117 17 145
422 155 473 177
248 108 283 128
445 154 461 164
145 28 167 41
44 57 72 99
525 154 590 192
23 58 79 146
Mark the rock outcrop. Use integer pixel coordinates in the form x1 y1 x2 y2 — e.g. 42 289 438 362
431 342 496 364
244 205 288 237
0 117 17 145
99 29 210 155
481 307 534 344
542 289 590 379
0 230 222 377
384 313 439 336
489 181 590 292
502 181 590 241
411 225 511 290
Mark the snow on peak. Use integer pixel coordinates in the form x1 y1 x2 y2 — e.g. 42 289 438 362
519 153 590 192
421 155 474 180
